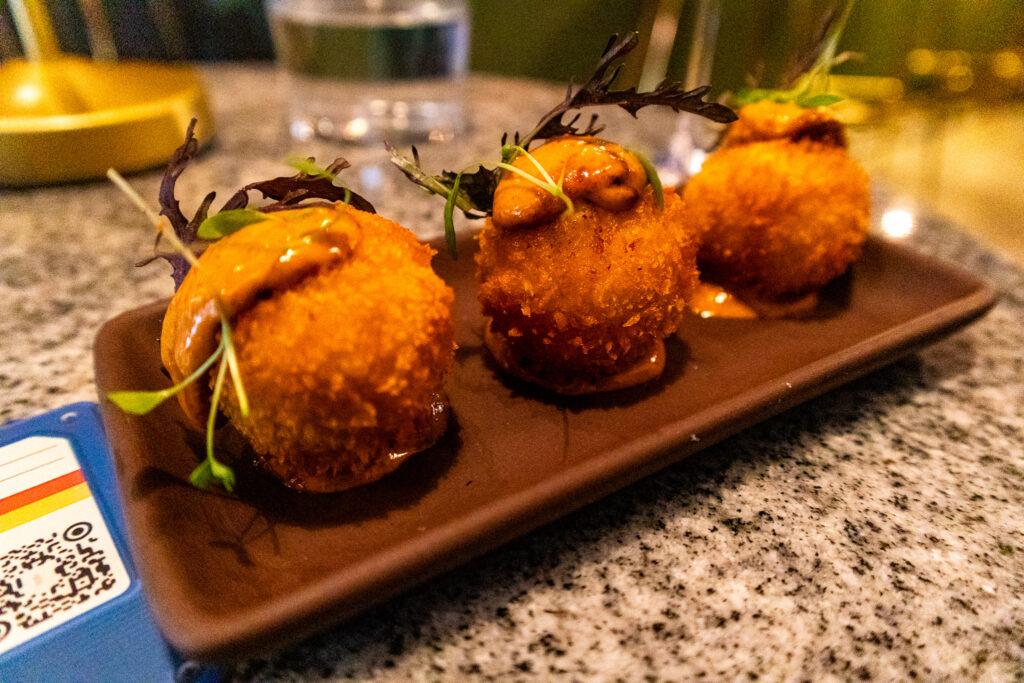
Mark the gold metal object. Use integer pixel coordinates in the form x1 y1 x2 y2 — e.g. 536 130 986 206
0 58 213 186
0 0 213 186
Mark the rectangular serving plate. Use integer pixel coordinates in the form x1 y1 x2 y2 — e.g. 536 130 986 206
93 231 996 661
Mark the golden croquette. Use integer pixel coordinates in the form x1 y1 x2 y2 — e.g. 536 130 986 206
683 102 870 302
476 137 698 393
684 139 869 299
161 204 455 492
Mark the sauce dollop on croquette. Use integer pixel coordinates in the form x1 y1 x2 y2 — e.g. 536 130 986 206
492 137 648 230
720 100 848 149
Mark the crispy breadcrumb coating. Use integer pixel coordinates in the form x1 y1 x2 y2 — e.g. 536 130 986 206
161 204 454 492
477 182 698 389
683 102 870 300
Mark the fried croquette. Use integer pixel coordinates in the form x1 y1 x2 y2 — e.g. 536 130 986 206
161 204 455 492
477 137 699 394
683 101 870 302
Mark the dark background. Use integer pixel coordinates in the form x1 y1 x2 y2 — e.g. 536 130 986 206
2 1 1023 89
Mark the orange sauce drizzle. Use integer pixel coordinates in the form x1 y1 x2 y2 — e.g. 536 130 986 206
687 282 759 319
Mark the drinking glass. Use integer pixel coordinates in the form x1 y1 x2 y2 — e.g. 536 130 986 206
266 0 469 144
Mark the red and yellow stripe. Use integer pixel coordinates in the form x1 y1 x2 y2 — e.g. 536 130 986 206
0 470 90 533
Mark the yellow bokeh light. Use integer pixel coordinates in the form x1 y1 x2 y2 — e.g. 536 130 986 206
938 50 971 73
992 51 1023 80
343 117 369 139
945 64 974 93
907 49 936 75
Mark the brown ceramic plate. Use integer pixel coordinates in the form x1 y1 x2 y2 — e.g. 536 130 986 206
94 231 995 661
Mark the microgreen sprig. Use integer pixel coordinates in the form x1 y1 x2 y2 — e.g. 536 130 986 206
192 334 236 491
285 156 337 180
107 339 223 415
283 156 357 207
107 168 246 493
153 120 374 289
498 144 575 217
442 173 462 259
197 208 268 240
627 148 664 211
734 0 857 108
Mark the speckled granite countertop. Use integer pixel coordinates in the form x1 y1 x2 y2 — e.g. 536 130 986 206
2 66 1022 681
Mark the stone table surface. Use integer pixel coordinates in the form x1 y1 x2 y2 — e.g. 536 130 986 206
2 66 1023 681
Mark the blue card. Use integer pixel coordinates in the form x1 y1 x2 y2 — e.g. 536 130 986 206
0 403 218 682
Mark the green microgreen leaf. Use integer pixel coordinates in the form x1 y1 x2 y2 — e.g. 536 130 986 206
107 388 176 415
188 459 215 490
197 208 268 240
629 148 664 211
733 88 782 107
219 312 249 418
107 342 223 414
443 173 461 259
733 0 856 109
189 451 235 492
191 353 236 492
499 143 519 165
285 156 336 180
796 93 844 108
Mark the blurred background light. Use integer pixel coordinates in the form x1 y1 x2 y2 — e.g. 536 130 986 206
1 0 1020 262
881 208 915 238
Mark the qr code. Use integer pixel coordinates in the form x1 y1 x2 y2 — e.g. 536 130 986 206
0 522 118 642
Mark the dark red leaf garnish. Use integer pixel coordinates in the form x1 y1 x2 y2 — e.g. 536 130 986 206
152 119 375 289
219 158 376 215
515 34 736 149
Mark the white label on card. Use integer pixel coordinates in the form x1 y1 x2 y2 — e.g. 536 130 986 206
0 437 130 655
